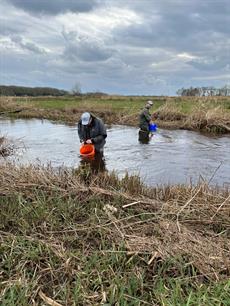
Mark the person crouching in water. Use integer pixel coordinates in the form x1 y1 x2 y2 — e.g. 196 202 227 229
78 112 107 153
78 112 107 173
138 100 154 143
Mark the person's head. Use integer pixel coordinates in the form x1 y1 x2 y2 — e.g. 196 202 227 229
81 112 92 125
145 100 153 109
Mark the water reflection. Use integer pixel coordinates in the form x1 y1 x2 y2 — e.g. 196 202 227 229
79 152 106 174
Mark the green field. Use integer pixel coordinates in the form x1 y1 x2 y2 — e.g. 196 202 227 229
1 95 230 133
9 95 230 112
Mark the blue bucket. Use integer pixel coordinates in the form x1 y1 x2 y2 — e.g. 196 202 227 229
149 123 158 132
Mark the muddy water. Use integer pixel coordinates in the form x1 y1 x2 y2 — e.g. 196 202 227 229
1 118 230 187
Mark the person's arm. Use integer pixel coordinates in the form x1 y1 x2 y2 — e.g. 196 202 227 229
91 120 107 144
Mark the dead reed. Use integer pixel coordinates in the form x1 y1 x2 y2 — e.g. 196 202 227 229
183 104 230 133
153 99 230 133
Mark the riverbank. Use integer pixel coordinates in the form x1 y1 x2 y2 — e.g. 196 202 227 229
0 163 229 305
1 95 230 134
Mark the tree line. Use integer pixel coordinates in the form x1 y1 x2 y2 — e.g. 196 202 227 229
0 85 68 96
177 85 230 97
0 85 109 97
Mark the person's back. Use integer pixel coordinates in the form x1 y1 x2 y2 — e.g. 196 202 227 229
78 112 107 153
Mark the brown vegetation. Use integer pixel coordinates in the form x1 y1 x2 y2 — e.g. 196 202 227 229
183 106 230 133
0 163 230 304
1 164 229 279
0 136 17 157
153 99 230 133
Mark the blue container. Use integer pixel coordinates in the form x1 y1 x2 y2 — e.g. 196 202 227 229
149 123 158 132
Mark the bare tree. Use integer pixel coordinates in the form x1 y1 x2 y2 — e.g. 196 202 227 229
177 85 230 97
71 82 82 96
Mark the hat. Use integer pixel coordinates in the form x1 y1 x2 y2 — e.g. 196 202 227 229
81 112 91 125
147 100 153 106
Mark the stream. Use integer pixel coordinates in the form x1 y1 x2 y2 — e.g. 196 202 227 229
1 118 230 187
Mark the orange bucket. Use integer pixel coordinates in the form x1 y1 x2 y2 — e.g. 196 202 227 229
80 144 95 157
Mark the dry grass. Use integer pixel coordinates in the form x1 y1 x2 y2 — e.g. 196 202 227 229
1 164 229 274
153 102 186 121
0 163 230 304
0 136 17 157
0 97 25 114
183 104 230 133
153 100 230 133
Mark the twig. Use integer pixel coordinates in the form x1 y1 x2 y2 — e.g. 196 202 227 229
122 201 140 208
39 290 63 306
176 186 202 232
211 195 230 220
208 161 223 185
148 252 159 265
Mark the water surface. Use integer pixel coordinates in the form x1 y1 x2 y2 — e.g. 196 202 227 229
1 118 230 187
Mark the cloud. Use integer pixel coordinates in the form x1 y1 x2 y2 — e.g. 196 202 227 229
6 0 100 15
187 54 230 71
10 35 48 54
1 0 229 94
113 0 230 52
192 74 230 81
62 30 114 62
0 23 22 36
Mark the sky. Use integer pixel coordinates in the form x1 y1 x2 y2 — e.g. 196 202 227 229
0 0 229 95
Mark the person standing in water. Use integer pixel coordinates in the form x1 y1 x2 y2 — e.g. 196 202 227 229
138 100 154 143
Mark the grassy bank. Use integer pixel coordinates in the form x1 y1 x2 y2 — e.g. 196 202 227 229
0 163 230 305
0 95 230 134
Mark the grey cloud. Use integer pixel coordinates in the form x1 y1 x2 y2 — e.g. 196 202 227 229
0 13 27 36
1 50 47 76
1 0 229 95
62 30 114 62
7 0 99 15
110 0 230 85
188 55 230 71
113 0 230 20
49 53 131 83
0 23 22 36
11 35 47 54
112 0 230 51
